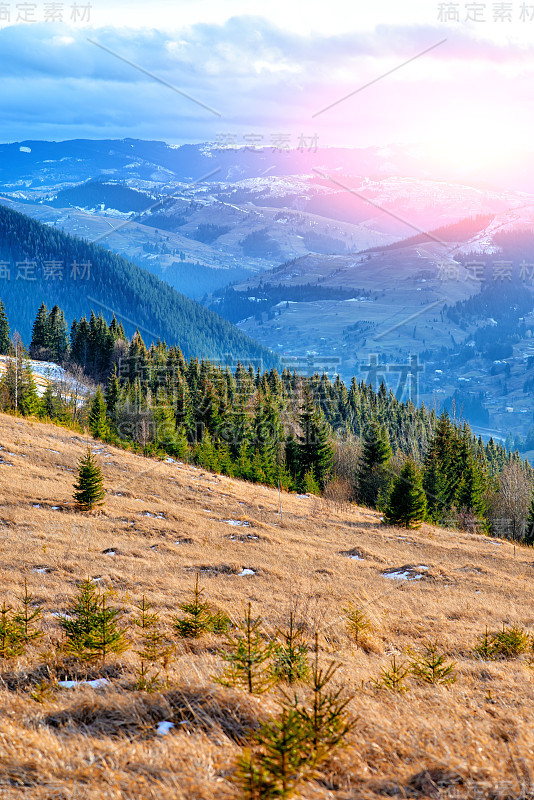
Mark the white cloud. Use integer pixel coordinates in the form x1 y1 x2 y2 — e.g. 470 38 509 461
0 17 530 147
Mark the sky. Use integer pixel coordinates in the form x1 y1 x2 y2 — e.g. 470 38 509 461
1 0 533 166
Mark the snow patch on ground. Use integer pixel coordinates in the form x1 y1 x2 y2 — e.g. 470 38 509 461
384 570 423 581
383 565 429 581
59 678 110 689
239 568 255 576
156 721 175 735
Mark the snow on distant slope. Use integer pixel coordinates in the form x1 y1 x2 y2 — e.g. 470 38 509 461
0 356 89 399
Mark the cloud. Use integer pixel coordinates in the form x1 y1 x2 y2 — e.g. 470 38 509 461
0 18 530 145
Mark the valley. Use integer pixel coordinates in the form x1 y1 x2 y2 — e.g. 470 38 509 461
1 139 534 442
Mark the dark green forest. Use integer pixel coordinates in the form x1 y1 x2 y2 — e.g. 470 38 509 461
0 203 274 365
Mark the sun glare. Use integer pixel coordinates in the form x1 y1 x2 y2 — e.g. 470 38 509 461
425 118 524 171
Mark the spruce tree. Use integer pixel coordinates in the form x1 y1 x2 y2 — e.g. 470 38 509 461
104 366 120 426
30 302 49 356
18 355 39 416
46 305 69 362
14 578 42 645
297 387 333 490
0 299 9 355
217 603 274 694
423 412 460 521
60 580 128 662
91 593 129 664
455 454 487 518
361 421 392 472
384 460 427 529
88 387 108 439
60 579 101 660
40 385 57 420
73 448 105 510
359 421 392 507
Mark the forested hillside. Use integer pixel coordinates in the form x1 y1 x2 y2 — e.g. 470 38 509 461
1 298 532 541
49 180 154 213
0 203 274 365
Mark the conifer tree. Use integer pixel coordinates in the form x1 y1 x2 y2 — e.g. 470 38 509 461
60 580 128 662
173 574 213 638
91 593 129 664
455 453 487 518
361 421 392 472
289 635 355 765
30 302 49 355
73 448 105 510
60 579 101 660
17 352 39 417
359 421 392 507
153 391 178 453
217 603 274 694
46 305 69 362
0 299 9 355
384 460 427 529
134 596 172 691
104 365 120 426
39 385 57 420
14 578 42 645
1 343 39 416
0 602 24 658
423 412 460 521
88 386 108 439
271 613 310 684
297 387 333 490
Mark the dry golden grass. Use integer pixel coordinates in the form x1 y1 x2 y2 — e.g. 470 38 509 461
1 412 534 798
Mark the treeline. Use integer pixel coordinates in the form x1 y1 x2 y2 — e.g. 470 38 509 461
209 283 371 324
29 302 127 376
363 214 494 254
2 296 533 538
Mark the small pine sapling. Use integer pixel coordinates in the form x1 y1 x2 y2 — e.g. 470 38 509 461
217 602 275 694
474 626 493 660
208 607 232 634
410 641 457 685
30 678 58 704
271 612 310 684
91 593 129 664
60 578 101 661
373 655 410 692
233 749 270 800
344 604 372 649
173 574 230 638
475 624 530 660
14 578 42 645
134 595 173 691
292 635 355 766
0 601 24 658
235 636 356 798
252 708 310 799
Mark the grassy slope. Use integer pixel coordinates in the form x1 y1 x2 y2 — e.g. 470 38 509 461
0 412 534 799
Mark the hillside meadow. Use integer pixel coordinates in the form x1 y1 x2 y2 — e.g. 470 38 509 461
0 413 534 799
